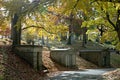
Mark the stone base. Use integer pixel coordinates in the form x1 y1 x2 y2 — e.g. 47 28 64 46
14 45 43 71
50 48 76 68
79 49 110 67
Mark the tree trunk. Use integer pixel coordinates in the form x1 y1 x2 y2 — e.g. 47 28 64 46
82 33 87 47
67 34 72 45
11 13 21 46
42 35 45 45
82 27 87 47
117 29 120 41
67 13 73 45
116 16 120 41
67 25 72 45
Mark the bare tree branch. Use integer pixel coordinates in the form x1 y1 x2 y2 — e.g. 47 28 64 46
106 12 117 31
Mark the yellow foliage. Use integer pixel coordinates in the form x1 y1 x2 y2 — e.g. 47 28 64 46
116 42 120 50
101 31 117 43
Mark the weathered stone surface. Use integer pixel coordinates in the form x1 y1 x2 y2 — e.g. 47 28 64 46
79 49 110 67
14 45 43 71
50 48 76 68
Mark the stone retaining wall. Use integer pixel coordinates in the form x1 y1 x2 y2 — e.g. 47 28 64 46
79 50 110 67
50 48 76 68
14 45 43 71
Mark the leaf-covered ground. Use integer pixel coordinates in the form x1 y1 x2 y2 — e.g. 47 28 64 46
103 69 120 80
0 46 47 80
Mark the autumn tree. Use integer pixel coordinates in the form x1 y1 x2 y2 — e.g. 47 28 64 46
49 0 93 45
77 0 120 49
1 0 54 46
95 1 120 40
1 0 38 45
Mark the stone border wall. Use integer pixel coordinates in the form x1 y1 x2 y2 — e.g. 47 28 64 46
14 45 43 71
50 48 76 68
79 50 110 67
